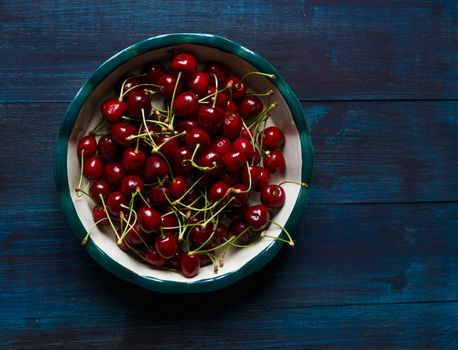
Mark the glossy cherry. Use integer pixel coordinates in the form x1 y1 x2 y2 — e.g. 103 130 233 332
223 151 247 172
120 175 144 196
225 76 246 100
92 205 108 224
173 91 198 117
261 184 286 209
144 248 166 267
160 212 179 234
154 133 180 159
173 146 194 175
170 176 189 198
104 162 126 186
157 74 183 98
144 62 167 83
263 150 286 173
148 184 171 206
121 148 145 172
106 190 127 216
138 206 161 233
126 90 151 119
244 204 270 231
238 95 263 119
83 156 103 180
97 135 119 163
208 181 229 202
185 128 211 150
211 138 232 155
221 111 242 140
143 155 169 181
188 71 210 95
111 122 137 147
228 184 249 207
197 105 225 133
77 134 97 158
101 98 127 124
180 253 200 278
170 53 198 79
262 126 285 149
232 137 255 160
189 224 213 247
205 61 229 84
89 179 111 203
197 150 223 173
155 232 178 259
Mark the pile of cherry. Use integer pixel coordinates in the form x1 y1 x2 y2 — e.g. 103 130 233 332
76 52 297 278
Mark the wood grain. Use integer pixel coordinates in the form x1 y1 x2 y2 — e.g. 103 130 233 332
1 0 457 102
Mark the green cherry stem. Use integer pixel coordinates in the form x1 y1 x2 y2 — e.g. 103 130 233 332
266 220 295 247
168 71 182 120
240 71 275 83
99 194 120 241
278 180 309 188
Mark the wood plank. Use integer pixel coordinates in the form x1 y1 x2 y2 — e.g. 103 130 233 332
1 0 457 102
1 101 456 204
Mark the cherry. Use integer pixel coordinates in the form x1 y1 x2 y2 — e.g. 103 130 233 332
111 122 137 147
240 126 253 140
119 75 142 96
148 184 171 206
170 53 198 79
77 134 97 158
155 232 178 259
92 205 108 224
262 126 285 149
176 119 198 133
244 204 270 231
225 100 238 113
221 110 242 140
205 61 229 84
185 128 211 150
83 156 103 180
170 176 189 198
126 90 151 119
120 175 144 196
97 135 119 163
104 162 126 186
232 137 255 160
188 71 210 96
223 151 247 172
106 190 127 216
144 155 169 181
144 248 166 267
173 147 194 175
157 74 183 98
211 137 232 155
121 148 145 172
225 76 246 100
238 95 263 119
138 206 161 233
205 86 228 108
208 181 229 202
241 165 271 192
154 133 180 159
143 62 167 83
212 222 229 246
173 91 198 117
189 224 213 247
229 220 248 239
197 105 225 133
89 179 111 203
101 98 127 124
160 212 179 234
218 169 241 186
180 253 201 278
263 150 286 173
228 184 249 207
197 150 223 173
261 184 286 209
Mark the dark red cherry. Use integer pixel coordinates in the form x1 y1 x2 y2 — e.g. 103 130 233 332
221 111 242 140
170 53 198 79
205 61 230 84
83 156 103 180
160 212 179 234
218 169 241 186
121 148 145 172
125 223 150 246
261 184 286 209
144 248 166 267
189 224 214 247
211 137 232 155
126 90 151 119
155 233 178 259
197 105 225 133
173 147 194 175
228 184 249 207
173 91 198 117
154 133 180 159
185 128 211 150
225 76 246 100
180 253 200 278
111 122 137 147
232 137 255 160
144 155 169 181
92 205 108 224
229 220 250 240
148 184 171 206
97 135 119 163
106 190 127 216
104 162 126 186
89 179 111 203
157 74 183 98
138 207 161 233
238 95 263 118
188 71 210 95
223 151 247 172
144 62 167 84
120 175 144 196
170 176 189 198
208 181 229 202
206 86 229 108
241 165 271 192
119 75 142 96
101 98 127 124
197 151 223 173
262 126 285 149
212 223 229 246
240 126 253 140
244 204 270 231
225 100 238 113
77 134 97 158
263 150 286 173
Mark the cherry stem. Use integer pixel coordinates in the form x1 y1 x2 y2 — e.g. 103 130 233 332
81 217 108 246
267 220 295 247
99 194 120 241
119 82 163 101
211 74 218 109
246 89 274 97
76 150 85 196
278 180 309 188
240 71 275 83
168 71 182 120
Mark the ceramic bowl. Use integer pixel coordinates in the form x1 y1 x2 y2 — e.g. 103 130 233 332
55 33 313 293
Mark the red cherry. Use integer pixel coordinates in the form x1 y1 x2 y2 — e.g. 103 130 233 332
218 169 241 186
189 224 213 247
225 100 238 113
120 175 144 196
155 233 178 259
241 165 271 192
104 162 126 186
144 155 169 181
197 150 223 173
119 75 142 96
205 61 230 84
240 126 253 140
225 76 246 100
212 223 229 246
188 71 210 95
154 133 180 159
228 220 257 244
121 148 145 172
232 137 255 160
111 122 137 147
244 204 270 231
97 135 119 163
106 191 127 216
124 223 150 246
210 137 232 155
238 95 263 119
262 126 285 149
92 205 108 224
228 184 249 207
157 74 183 98
206 86 229 108
185 128 211 150
170 53 198 79
173 146 194 175
77 134 97 158
148 184 171 206
170 176 189 198
144 62 167 83
126 90 151 119
138 207 161 233
197 105 225 133
160 212 179 234
173 91 198 117
223 151 247 172
180 253 200 278
261 184 286 209
101 98 127 124
83 156 103 180
263 150 286 173
221 110 242 140
89 179 111 203
208 181 229 202
144 248 166 267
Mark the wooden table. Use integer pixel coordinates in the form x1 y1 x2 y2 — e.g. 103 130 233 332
1 1 457 348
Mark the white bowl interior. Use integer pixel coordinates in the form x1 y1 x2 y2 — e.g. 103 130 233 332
67 43 302 284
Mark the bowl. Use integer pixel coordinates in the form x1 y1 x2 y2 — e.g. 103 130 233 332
55 33 313 293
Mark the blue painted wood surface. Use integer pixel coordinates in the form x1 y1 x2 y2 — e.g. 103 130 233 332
1 0 457 349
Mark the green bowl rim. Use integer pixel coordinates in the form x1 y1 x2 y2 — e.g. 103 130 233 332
54 33 314 293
